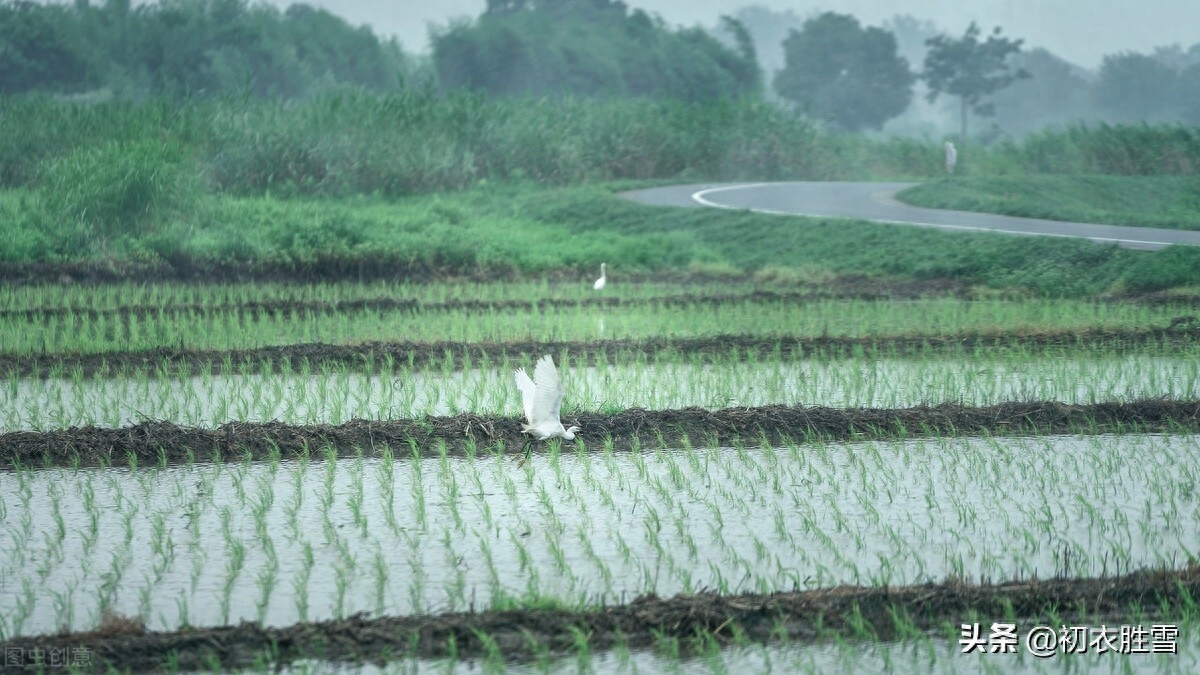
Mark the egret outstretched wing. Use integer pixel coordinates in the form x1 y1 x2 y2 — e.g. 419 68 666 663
514 367 536 424
531 354 565 424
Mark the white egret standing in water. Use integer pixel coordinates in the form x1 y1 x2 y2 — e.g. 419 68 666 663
514 355 580 466
593 263 607 290
944 141 957 183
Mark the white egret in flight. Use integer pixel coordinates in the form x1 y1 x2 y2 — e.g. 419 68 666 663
514 355 580 466
593 263 607 290
944 141 957 182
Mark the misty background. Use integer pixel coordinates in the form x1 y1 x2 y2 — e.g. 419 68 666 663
285 0 1199 71
6 0 1199 140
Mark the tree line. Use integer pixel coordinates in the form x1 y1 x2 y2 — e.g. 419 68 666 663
745 9 1200 136
431 0 759 102
0 0 408 98
0 0 758 102
1 0 1196 137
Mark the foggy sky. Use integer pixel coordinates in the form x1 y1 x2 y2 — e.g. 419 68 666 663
286 0 1199 69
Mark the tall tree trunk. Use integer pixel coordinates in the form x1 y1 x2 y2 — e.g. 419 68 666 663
960 97 969 139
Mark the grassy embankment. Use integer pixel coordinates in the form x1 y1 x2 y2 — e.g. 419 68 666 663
4 182 1198 295
1 95 1200 293
898 175 1200 231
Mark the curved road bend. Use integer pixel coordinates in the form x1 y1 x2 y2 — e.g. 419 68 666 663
620 182 1200 251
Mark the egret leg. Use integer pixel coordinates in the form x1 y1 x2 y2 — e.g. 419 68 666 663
517 439 533 468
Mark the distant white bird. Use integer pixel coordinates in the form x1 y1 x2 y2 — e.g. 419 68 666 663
593 263 607 291
513 355 580 466
944 141 957 182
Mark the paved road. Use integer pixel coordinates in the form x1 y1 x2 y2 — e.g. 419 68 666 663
620 182 1200 251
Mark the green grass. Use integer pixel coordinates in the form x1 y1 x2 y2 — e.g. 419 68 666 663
897 175 1200 231
3 95 1200 295
0 93 916 196
529 185 1200 295
6 182 1200 295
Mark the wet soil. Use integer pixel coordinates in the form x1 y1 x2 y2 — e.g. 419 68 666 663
4 326 1199 379
2 564 1195 672
2 399 1197 469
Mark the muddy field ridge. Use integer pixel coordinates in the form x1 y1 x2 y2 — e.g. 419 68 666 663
3 399 1197 469
2 564 1195 672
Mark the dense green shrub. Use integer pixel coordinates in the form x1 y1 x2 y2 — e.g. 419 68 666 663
37 139 197 250
1 95 1198 204
1120 246 1200 291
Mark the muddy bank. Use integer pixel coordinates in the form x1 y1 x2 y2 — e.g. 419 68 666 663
2 565 1195 672
4 326 1199 379
2 399 1196 468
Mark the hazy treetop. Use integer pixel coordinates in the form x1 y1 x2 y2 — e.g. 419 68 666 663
281 0 1200 69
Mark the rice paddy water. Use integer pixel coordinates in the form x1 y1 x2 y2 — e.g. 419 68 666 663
1 277 1198 671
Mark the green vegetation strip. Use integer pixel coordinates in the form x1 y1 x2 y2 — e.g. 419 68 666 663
0 275 964 312
0 288 969 323
3 565 1196 672
9 296 1193 357
3 400 1197 468
4 289 1197 325
4 327 1198 379
898 176 1200 231
5 179 1200 295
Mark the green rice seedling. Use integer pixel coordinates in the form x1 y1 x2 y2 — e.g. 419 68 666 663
567 624 592 658
653 628 681 659
292 543 314 622
256 547 279 623
333 562 351 619
371 546 388 614
49 588 74 631
467 627 504 672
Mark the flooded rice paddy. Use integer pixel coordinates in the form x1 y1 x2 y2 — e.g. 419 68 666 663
3 354 1197 431
3 433 1197 640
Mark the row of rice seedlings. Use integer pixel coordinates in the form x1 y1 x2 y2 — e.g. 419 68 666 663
1 297 1186 357
0 279 782 314
4 349 1197 431
2 433 1196 638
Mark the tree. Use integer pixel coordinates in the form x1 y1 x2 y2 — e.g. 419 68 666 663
0 1 92 94
0 0 409 99
987 48 1096 137
1093 52 1181 123
922 22 1028 138
1180 62 1200 125
772 12 913 131
432 0 759 101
